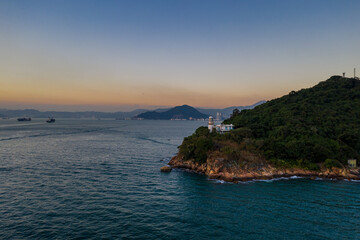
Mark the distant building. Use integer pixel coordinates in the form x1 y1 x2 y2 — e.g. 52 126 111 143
215 124 234 133
348 159 357 168
216 112 222 121
208 116 234 133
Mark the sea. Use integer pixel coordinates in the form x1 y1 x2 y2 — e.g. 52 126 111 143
0 119 359 239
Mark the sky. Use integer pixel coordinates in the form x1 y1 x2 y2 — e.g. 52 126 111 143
1 0 360 111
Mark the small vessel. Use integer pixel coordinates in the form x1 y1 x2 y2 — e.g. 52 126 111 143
17 117 31 121
46 117 55 123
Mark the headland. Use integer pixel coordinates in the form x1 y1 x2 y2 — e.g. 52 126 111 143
168 76 360 182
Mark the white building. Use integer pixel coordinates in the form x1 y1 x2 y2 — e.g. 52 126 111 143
216 124 234 133
208 116 234 133
208 116 215 132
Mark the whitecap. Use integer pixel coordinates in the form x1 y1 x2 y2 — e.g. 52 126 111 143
349 179 360 182
214 180 226 184
209 179 228 184
290 175 303 179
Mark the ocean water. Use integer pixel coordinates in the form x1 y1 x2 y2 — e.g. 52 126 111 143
0 119 359 239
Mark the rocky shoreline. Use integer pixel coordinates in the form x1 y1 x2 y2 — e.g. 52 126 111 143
168 155 360 183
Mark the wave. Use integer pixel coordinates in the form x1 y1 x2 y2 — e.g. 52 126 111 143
209 179 236 184
208 176 307 184
344 179 360 183
137 136 178 146
251 176 304 183
0 128 106 142
0 122 46 128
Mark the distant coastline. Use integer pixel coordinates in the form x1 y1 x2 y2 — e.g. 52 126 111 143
0 101 265 120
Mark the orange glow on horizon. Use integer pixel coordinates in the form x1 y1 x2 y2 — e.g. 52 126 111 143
1 77 277 110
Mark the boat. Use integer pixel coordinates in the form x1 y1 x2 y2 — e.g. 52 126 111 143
46 117 55 123
17 117 31 121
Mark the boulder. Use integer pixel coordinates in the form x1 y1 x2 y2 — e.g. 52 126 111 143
160 166 172 172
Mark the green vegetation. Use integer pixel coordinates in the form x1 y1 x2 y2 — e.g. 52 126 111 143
179 127 214 163
324 159 343 169
179 76 360 168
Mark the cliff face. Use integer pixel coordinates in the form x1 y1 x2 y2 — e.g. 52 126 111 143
169 152 360 182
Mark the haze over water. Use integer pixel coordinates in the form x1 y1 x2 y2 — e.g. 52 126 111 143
0 119 359 239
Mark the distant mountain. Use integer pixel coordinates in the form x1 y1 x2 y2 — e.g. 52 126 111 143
136 105 208 120
151 101 266 119
197 100 266 118
0 101 266 120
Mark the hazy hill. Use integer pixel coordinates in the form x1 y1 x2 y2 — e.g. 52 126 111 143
137 105 208 120
0 101 265 119
197 100 266 118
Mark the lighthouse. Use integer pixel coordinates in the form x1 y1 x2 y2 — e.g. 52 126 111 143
208 116 214 132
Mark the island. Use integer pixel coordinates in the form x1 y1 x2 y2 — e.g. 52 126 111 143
136 105 208 120
169 76 360 182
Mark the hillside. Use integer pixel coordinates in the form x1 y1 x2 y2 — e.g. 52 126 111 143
137 105 208 120
169 76 360 181
224 76 360 164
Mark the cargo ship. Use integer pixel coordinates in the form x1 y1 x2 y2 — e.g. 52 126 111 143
46 117 55 123
17 117 31 121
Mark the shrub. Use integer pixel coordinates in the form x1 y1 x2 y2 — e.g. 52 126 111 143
221 146 238 160
179 127 213 163
324 159 343 169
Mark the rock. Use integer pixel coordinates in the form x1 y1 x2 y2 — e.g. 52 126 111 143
160 166 172 172
169 152 360 182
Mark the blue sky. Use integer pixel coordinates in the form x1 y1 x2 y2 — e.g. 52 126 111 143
1 0 360 111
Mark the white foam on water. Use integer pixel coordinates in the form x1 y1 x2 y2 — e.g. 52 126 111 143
290 176 303 179
237 181 250 184
208 175 359 184
252 179 275 182
252 176 297 182
214 180 226 184
0 122 45 128
349 179 360 182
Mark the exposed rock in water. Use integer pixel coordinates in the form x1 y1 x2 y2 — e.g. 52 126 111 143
160 166 172 172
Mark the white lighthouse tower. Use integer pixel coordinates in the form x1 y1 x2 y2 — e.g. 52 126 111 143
208 116 214 132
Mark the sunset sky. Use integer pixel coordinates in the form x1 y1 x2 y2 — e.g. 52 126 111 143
1 0 360 111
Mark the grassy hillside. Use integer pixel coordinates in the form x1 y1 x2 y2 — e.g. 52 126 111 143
179 76 360 169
